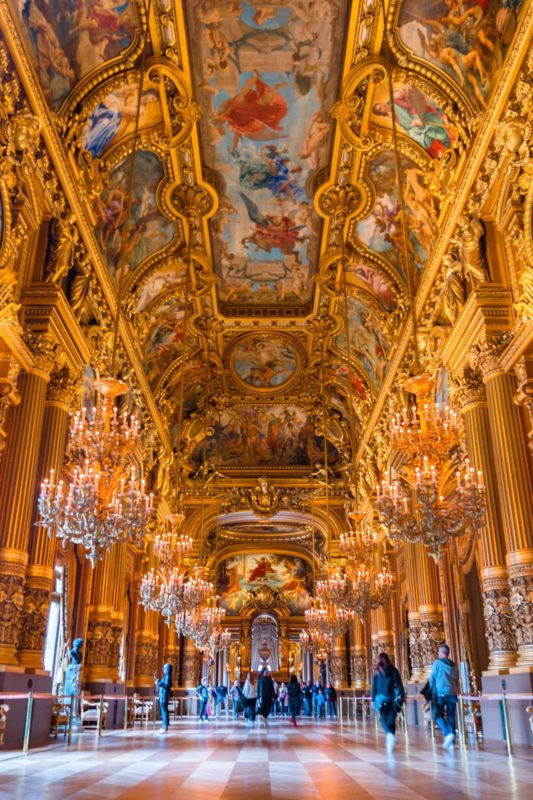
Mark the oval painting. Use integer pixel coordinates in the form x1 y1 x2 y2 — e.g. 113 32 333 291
229 334 300 391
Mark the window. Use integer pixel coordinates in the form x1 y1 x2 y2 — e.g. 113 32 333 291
43 565 64 686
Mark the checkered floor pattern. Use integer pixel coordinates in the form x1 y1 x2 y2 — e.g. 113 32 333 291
0 717 531 799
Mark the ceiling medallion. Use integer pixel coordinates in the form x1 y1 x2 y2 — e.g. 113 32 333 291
227 332 302 394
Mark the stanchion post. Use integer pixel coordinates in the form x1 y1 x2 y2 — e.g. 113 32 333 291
97 696 104 737
124 696 129 731
457 695 466 747
68 694 75 745
22 691 34 755
153 693 157 729
501 680 512 757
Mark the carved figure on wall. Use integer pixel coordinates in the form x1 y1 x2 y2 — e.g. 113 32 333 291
46 214 79 285
248 476 281 518
456 213 488 286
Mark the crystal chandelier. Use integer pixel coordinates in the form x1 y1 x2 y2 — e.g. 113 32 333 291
375 374 486 561
345 561 394 618
339 509 379 567
37 458 154 567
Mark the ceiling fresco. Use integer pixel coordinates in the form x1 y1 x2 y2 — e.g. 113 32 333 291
395 0 524 108
217 553 312 615
3 0 528 480
185 0 348 313
15 0 139 108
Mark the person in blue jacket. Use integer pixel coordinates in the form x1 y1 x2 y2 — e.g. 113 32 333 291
155 661 173 733
429 644 460 748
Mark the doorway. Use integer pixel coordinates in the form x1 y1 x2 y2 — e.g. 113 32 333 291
251 613 280 672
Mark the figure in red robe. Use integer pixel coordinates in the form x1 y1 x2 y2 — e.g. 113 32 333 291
248 556 275 583
215 71 288 155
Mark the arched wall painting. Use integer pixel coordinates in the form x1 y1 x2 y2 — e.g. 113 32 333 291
217 553 312 615
94 151 175 281
192 405 338 467
185 0 348 310
397 0 524 107
356 150 439 278
83 82 162 159
16 0 138 108
229 334 299 390
336 297 390 390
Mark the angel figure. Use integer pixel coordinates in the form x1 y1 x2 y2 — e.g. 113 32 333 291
239 192 306 256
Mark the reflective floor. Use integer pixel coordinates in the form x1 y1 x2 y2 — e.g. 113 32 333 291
0 717 531 799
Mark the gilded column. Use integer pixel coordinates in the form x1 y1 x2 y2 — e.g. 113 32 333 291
330 634 348 688
134 606 159 689
455 367 517 669
404 543 424 680
375 602 395 662
417 542 445 677
352 616 368 690
0 336 55 664
17 369 74 668
163 628 180 680
181 637 201 689
475 344 533 666
85 543 126 685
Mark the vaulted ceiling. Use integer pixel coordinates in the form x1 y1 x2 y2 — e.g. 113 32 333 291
5 0 526 477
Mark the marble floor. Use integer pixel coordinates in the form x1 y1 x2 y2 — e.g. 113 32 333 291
0 717 531 800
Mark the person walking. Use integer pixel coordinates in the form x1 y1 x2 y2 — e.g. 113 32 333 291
325 682 337 718
303 682 312 717
196 677 210 723
155 661 172 733
215 684 228 719
257 668 275 728
311 680 322 719
242 672 257 727
287 674 301 727
429 644 460 748
279 682 288 717
371 652 405 753
230 679 242 719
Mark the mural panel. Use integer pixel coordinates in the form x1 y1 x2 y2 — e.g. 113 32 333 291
185 0 348 309
345 259 398 311
94 151 174 280
83 81 161 159
193 405 337 467
229 333 299 390
142 297 185 391
336 297 390 389
134 260 187 313
356 150 439 277
397 0 524 107
370 81 456 158
217 553 312 614
330 362 368 401
17 0 138 108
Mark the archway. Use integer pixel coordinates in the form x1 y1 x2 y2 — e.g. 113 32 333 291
251 613 280 673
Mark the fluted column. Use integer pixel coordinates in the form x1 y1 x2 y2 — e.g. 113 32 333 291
404 543 424 680
352 616 368 690
417 543 445 678
163 628 180 681
0 339 54 665
455 367 517 669
85 543 126 684
476 346 533 666
181 637 201 688
134 605 159 689
17 370 74 668
331 634 348 688
375 602 395 662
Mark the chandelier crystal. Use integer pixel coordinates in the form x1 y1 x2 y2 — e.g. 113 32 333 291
375 374 486 561
36 378 150 565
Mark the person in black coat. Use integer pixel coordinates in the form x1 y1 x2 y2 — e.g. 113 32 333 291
257 668 275 727
155 661 173 733
311 680 322 718
287 674 301 727
325 682 337 718
303 682 312 716
371 652 405 753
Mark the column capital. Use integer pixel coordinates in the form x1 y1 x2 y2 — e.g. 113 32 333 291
470 332 515 381
45 365 82 410
23 332 57 380
451 366 487 411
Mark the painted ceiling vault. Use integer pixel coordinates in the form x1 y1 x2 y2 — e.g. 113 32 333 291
2 0 527 479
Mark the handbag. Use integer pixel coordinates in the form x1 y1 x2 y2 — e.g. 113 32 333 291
420 681 432 703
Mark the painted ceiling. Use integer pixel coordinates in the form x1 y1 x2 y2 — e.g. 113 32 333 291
5 0 526 471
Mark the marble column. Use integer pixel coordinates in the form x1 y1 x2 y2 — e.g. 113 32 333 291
476 346 533 666
134 606 159 690
331 634 348 688
0 339 54 665
455 367 517 669
17 370 73 668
